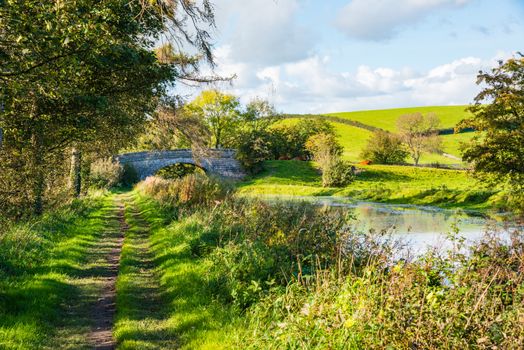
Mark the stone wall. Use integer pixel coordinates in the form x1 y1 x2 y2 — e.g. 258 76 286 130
116 149 245 180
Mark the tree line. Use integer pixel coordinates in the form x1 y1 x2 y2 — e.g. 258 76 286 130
0 0 218 219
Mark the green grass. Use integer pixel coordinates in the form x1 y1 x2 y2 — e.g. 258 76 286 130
119 192 242 349
284 107 473 164
331 120 463 164
0 192 121 349
328 105 471 131
115 193 179 349
237 160 498 210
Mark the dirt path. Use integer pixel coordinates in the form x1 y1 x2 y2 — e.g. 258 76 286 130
113 194 178 349
86 199 126 349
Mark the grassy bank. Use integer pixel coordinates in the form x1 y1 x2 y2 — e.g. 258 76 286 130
237 160 499 211
135 175 524 349
0 191 118 349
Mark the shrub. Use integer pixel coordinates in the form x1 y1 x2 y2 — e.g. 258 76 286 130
89 158 123 189
156 163 204 180
305 133 343 168
360 130 408 164
136 174 231 210
268 119 337 160
244 228 524 349
206 198 351 308
234 129 272 174
322 158 355 187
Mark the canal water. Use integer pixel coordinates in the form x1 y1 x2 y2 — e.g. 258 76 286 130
259 195 511 254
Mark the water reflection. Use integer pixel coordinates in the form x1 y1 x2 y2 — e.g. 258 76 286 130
256 195 507 254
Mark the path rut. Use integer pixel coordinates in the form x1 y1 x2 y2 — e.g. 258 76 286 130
86 200 126 349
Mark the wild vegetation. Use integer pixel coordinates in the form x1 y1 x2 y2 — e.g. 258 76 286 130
0 0 522 347
131 174 524 349
0 0 218 218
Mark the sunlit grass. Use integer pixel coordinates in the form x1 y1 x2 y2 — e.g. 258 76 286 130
117 193 242 349
0 193 118 349
237 160 498 210
328 105 471 131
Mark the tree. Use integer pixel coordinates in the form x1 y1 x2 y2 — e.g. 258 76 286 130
241 98 280 132
305 133 353 187
459 55 524 205
305 133 343 169
188 90 240 149
0 0 217 217
135 98 210 152
234 98 279 173
397 113 442 165
360 131 408 164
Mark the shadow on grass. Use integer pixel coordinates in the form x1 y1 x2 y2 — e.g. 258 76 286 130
123 194 239 348
238 160 321 187
0 193 125 349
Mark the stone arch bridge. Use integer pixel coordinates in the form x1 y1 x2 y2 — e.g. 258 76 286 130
116 149 245 180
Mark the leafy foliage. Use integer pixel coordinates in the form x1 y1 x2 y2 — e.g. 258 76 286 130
187 90 241 148
156 163 205 180
0 0 217 217
397 113 443 165
460 56 524 211
89 158 123 189
321 158 355 187
361 130 409 164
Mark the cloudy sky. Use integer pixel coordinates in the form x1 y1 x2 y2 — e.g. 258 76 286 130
182 0 524 114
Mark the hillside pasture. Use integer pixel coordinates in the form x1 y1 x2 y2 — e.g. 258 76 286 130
328 105 472 131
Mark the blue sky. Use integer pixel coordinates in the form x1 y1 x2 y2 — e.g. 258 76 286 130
186 0 524 113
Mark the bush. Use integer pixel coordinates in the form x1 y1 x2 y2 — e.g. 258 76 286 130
89 158 123 189
156 163 204 180
305 133 343 168
322 158 355 187
136 174 231 210
360 130 408 164
244 229 524 349
206 198 351 308
234 129 272 174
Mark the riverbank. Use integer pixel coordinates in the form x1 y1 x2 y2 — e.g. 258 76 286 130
236 160 501 211
1 176 522 349
135 175 524 349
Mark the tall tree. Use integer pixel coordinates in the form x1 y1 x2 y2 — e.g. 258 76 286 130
459 55 524 203
0 0 217 216
397 112 442 165
188 90 240 149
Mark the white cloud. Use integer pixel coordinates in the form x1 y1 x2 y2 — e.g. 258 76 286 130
182 45 503 114
335 0 472 41
213 0 313 65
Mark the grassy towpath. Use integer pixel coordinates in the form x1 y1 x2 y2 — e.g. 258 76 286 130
119 192 241 349
0 193 124 349
114 193 178 349
1 191 240 349
45 194 126 349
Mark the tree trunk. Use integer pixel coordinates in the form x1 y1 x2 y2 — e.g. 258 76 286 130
413 151 420 166
30 129 45 216
69 146 82 197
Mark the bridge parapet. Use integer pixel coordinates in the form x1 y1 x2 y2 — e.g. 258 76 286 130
116 149 245 180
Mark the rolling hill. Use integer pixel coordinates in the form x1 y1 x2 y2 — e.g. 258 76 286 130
284 105 475 165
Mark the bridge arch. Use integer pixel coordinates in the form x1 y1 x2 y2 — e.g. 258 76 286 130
116 149 245 180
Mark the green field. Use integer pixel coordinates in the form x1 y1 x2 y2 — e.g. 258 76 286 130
331 120 468 164
284 105 474 164
237 160 498 210
328 105 471 131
